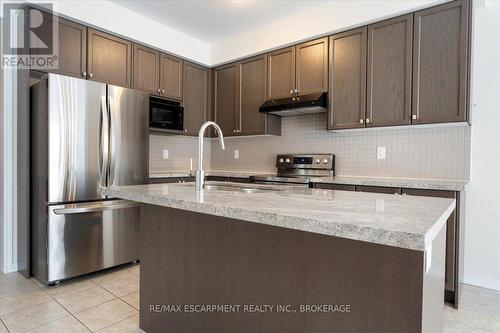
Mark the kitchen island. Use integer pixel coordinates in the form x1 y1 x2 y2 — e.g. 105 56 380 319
100 182 455 333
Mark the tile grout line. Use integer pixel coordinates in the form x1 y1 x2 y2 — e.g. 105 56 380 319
92 313 139 333
51 295 93 333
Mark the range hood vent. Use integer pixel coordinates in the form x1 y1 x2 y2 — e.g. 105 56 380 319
259 92 327 116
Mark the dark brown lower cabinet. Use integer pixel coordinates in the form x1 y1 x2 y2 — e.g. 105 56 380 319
402 188 463 308
149 177 194 184
313 183 356 191
356 185 401 194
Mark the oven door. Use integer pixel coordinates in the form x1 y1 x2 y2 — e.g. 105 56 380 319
149 99 184 132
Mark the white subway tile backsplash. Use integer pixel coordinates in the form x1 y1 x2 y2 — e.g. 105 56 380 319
149 113 471 180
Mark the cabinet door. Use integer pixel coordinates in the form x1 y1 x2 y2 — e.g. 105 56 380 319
367 15 412 127
267 47 295 99
238 55 267 135
30 12 87 79
412 0 469 124
133 44 159 94
328 27 367 130
56 18 87 78
160 53 183 100
87 29 132 87
183 62 209 136
296 38 328 95
214 63 237 136
401 188 456 292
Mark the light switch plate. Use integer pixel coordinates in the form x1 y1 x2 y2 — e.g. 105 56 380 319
234 150 239 159
377 147 386 160
163 149 169 160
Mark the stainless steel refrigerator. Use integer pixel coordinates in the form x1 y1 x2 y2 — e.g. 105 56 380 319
31 73 148 284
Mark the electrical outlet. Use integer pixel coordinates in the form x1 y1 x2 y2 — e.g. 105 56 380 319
163 149 169 160
377 147 386 160
234 150 239 159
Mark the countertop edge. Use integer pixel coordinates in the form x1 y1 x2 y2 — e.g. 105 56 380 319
101 186 452 252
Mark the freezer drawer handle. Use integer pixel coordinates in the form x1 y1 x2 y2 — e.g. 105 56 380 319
53 201 140 215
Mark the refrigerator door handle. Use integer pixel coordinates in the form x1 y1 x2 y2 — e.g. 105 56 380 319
108 96 116 186
99 95 109 188
53 200 140 215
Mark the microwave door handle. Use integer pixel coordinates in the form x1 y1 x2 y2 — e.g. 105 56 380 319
99 96 109 188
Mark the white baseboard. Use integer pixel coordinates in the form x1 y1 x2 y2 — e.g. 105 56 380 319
464 274 500 292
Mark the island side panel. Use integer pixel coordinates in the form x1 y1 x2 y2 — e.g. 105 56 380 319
422 222 447 333
140 205 429 333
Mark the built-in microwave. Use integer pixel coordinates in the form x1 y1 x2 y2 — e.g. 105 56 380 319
149 96 184 132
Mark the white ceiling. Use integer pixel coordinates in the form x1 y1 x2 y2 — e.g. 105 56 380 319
111 0 326 43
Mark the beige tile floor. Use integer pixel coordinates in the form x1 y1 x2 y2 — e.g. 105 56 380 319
1 263 499 332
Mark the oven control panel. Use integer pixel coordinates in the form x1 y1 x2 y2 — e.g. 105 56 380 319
276 154 334 170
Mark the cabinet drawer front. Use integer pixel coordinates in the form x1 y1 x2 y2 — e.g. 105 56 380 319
356 185 401 194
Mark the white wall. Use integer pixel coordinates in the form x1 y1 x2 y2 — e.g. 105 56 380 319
211 0 444 65
29 0 212 66
463 0 500 291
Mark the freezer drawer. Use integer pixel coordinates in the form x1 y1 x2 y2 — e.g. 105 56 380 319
37 200 140 284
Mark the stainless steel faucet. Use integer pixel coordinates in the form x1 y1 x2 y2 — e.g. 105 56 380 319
195 121 225 190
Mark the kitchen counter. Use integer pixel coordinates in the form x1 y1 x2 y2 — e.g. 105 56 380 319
148 171 468 191
100 181 455 251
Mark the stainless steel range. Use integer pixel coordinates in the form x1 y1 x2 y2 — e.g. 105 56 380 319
251 154 335 185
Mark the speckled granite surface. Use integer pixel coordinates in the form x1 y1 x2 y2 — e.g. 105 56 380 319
100 181 455 251
148 171 468 191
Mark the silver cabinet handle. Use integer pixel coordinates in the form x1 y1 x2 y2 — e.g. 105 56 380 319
161 89 165 94
157 88 161 93
89 72 93 78
53 200 140 215
184 129 187 132
290 89 293 95
412 115 417 120
360 119 364 124
233 129 237 133
294 88 298 93
366 118 370 124
82 71 87 77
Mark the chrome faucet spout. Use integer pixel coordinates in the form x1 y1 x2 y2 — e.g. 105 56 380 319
196 121 225 190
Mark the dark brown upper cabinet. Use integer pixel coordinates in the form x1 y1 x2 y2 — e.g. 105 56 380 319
55 18 87 79
214 63 238 136
133 44 160 94
412 0 469 124
267 38 328 100
160 53 183 100
183 62 209 136
238 55 280 136
295 37 329 95
29 11 87 79
267 46 296 99
87 29 132 88
328 27 367 130
367 15 413 127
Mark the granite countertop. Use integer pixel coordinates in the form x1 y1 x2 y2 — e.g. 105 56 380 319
149 170 468 191
100 181 455 251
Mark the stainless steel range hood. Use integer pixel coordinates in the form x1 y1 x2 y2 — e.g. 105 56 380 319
259 92 327 116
